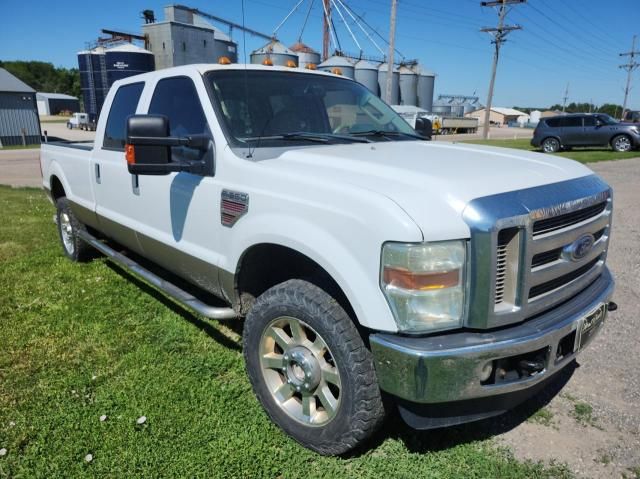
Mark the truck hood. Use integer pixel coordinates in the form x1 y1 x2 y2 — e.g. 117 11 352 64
265 141 594 240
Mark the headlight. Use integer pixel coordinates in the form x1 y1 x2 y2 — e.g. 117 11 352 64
380 240 466 333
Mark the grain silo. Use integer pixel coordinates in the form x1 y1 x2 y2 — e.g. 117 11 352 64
105 44 155 86
78 46 108 120
431 98 452 116
378 63 400 105
289 42 320 69
251 40 298 67
416 67 435 112
354 59 379 94
318 55 355 79
398 65 418 106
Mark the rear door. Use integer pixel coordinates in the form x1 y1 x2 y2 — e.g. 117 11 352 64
559 116 584 146
92 81 147 252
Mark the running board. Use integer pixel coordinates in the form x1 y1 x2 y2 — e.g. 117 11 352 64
77 230 238 320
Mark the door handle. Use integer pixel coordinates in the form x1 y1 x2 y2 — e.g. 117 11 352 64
95 164 101 184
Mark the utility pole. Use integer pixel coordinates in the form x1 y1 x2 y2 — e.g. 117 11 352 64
385 0 398 104
322 0 331 61
562 83 569 112
480 0 525 139
619 35 639 120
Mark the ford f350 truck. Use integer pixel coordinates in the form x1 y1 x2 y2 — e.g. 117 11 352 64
40 64 616 455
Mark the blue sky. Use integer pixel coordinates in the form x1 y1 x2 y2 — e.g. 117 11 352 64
1 0 638 108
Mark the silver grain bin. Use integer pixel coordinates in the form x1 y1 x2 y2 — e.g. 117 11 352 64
354 59 379 94
289 42 320 69
318 55 355 79
432 99 452 115
378 63 400 105
416 67 435 111
105 44 155 87
398 65 418 106
250 40 298 67
462 99 482 115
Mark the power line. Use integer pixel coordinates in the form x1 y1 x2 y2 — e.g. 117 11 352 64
480 0 526 139
619 35 639 119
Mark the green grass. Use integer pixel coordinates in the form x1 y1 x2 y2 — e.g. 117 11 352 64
0 186 574 478
572 402 597 427
0 144 40 150
527 408 554 427
462 138 640 163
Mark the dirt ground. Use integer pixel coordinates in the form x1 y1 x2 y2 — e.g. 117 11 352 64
499 158 640 479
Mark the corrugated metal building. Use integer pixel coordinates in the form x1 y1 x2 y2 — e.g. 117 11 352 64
36 92 80 116
0 68 40 147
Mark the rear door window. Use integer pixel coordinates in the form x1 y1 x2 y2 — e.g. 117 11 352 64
583 116 597 127
103 82 144 150
561 117 583 127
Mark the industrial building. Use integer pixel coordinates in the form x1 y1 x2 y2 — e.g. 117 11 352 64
142 6 238 70
0 68 40 147
36 92 80 116
465 107 529 126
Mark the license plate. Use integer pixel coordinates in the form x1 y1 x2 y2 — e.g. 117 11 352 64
578 303 607 350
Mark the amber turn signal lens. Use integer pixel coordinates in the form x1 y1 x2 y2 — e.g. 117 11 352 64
262 58 274 66
218 56 232 65
305 63 317 70
125 144 136 165
383 267 460 290
285 59 296 68
331 67 343 75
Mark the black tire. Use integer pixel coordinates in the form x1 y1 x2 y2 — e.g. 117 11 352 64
541 137 560 153
55 197 92 262
66 122 72 129
611 134 632 152
243 279 385 455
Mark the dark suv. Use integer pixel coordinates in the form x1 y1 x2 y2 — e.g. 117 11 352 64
532 113 640 153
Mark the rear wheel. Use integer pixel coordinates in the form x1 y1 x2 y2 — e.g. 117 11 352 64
611 134 632 152
541 137 560 153
55 197 92 262
243 279 385 455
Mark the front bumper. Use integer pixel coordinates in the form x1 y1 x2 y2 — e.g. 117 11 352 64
370 267 614 405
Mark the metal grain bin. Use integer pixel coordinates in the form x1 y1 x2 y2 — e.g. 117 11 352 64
431 99 452 115
416 67 435 111
250 40 298 67
398 65 418 106
289 42 320 69
78 46 108 119
354 59 379 94
378 63 399 105
105 44 155 87
318 55 355 79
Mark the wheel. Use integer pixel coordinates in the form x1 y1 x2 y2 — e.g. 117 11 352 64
55 197 92 262
243 279 385 455
611 134 632 152
541 137 560 153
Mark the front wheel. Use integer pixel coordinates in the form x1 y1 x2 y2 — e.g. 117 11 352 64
541 137 560 153
243 279 385 455
611 134 632 152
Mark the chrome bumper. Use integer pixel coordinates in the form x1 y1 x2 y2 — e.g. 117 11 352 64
370 268 614 404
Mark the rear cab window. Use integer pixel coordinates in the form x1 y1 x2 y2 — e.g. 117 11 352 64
103 82 145 150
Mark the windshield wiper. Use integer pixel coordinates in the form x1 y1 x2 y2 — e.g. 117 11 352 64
348 130 426 140
241 132 371 144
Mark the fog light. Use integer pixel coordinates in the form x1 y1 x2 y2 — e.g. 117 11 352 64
479 362 494 382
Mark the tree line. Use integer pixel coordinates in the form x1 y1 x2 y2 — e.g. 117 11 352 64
0 60 81 99
514 103 625 118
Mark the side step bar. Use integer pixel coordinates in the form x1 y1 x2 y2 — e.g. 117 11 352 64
77 230 238 320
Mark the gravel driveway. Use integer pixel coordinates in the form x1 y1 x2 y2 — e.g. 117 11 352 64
500 158 640 478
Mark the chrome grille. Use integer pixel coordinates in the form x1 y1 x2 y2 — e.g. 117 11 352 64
464 175 612 329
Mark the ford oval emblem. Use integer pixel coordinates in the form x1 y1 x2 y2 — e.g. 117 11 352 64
564 234 595 262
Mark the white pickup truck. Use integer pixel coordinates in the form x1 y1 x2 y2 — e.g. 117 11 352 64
41 64 616 455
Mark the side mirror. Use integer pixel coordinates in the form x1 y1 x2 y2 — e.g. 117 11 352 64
125 114 210 176
415 117 432 140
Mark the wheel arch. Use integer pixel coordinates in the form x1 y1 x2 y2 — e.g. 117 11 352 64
50 174 66 201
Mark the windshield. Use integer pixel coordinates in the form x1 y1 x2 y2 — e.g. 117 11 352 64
597 114 618 125
206 70 418 147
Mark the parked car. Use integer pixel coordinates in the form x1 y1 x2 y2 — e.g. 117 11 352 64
66 112 97 131
623 110 640 123
41 64 616 455
531 113 640 153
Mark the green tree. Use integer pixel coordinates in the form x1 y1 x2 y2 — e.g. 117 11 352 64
0 60 81 99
